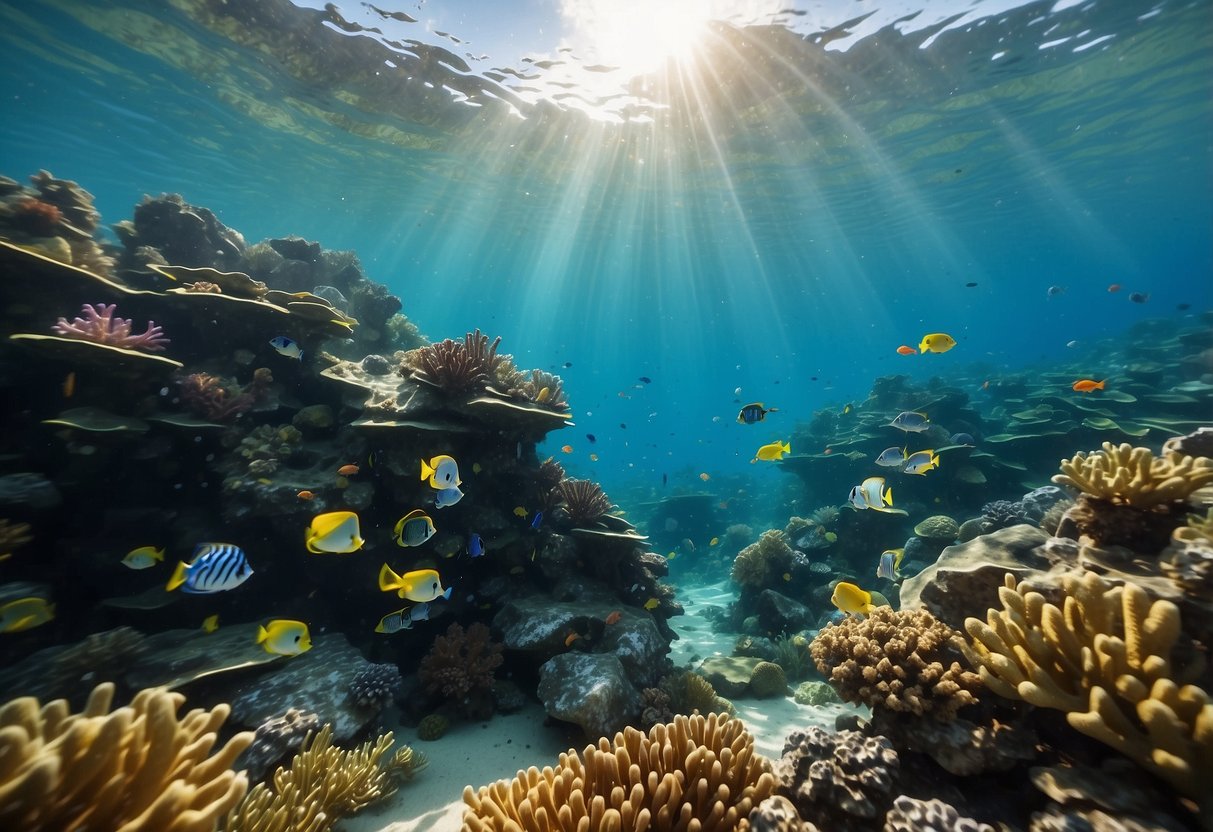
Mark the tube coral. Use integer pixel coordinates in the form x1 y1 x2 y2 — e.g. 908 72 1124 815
554 477 614 526
51 302 170 351
407 329 506 393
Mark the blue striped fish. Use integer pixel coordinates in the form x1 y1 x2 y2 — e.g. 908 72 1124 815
166 543 253 594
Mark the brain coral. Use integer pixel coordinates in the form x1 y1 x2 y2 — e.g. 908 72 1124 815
809 607 981 719
749 661 789 699
461 713 774 831
913 515 960 541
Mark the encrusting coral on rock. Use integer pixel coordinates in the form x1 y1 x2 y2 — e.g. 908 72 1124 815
810 606 981 719
0 682 252 832
963 571 1213 808
461 712 774 832
772 727 899 829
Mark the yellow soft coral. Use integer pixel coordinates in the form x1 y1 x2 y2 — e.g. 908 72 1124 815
963 572 1213 804
0 682 251 832
461 713 774 831
1052 442 1213 508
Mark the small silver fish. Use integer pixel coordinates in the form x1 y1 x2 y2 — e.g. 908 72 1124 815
889 412 930 432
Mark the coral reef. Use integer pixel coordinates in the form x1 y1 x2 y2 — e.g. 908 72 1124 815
963 571 1213 803
773 727 899 829
179 371 271 422
912 515 959 541
810 607 981 719
977 500 1032 533
405 329 505 393
0 682 252 832
52 302 170 351
732 530 794 588
554 477 614 526
883 796 993 832
750 661 790 698
224 724 400 832
793 681 841 707
419 622 504 719
461 713 775 832
739 795 820 832
349 663 403 711
661 670 736 717
1053 441 1213 508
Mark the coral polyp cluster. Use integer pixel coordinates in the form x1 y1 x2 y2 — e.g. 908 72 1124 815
406 328 505 393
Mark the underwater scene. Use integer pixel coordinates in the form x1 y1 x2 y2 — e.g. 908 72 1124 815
0 0 1211 829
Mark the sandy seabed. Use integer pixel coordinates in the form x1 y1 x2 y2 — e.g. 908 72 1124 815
342 580 857 831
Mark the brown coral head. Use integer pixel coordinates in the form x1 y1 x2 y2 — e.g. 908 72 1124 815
809 606 981 720
554 477 613 526
10 196 63 236
407 329 504 394
418 622 504 702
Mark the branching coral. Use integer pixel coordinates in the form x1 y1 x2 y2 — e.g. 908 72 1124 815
180 370 272 423
963 572 1213 802
809 607 981 719
224 725 399 832
462 713 774 832
419 623 503 717
406 329 505 394
52 302 170 351
554 477 614 526
0 682 252 832
1053 442 1213 508
731 530 794 589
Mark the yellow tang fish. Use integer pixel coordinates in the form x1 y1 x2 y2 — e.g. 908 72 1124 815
0 597 55 633
644 598 660 611
753 440 791 462
709 537 719 546
122 546 165 570
201 614 220 633
257 619 312 656
513 506 528 518
830 582 875 616
378 564 452 602
306 511 364 554
919 333 956 354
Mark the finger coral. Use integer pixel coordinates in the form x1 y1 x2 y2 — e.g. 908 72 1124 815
224 724 400 832
1053 442 1213 508
809 606 981 719
0 682 252 832
419 622 504 718
963 571 1213 803
461 712 774 832
52 302 170 351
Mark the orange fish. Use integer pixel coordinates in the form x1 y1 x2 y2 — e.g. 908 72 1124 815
1107 283 1122 293
896 345 916 356
561 445 574 454
297 490 315 501
699 472 711 482
1072 379 1106 393
564 631 581 646
605 610 622 625
337 464 359 476
62 371 76 398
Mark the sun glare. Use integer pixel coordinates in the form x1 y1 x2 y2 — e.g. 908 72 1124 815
561 0 714 77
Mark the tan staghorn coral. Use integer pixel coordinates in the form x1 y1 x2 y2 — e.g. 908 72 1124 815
0 682 252 832
224 724 400 832
809 607 981 719
963 571 1213 803
1052 442 1213 508
462 713 773 832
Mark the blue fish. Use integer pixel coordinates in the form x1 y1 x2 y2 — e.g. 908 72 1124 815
468 533 484 558
167 543 252 594
737 402 777 424
268 336 303 360
530 511 543 530
434 486 464 508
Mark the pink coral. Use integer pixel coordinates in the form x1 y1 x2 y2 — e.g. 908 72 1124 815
178 373 254 422
52 303 170 352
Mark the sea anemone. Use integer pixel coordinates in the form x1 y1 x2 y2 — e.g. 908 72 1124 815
406 329 506 394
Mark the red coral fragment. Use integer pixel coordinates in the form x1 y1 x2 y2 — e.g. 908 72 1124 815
11 197 62 236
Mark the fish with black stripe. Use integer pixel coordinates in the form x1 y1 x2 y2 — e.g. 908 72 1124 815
166 543 253 594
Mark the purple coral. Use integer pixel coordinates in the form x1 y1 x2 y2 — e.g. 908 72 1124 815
52 303 170 352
